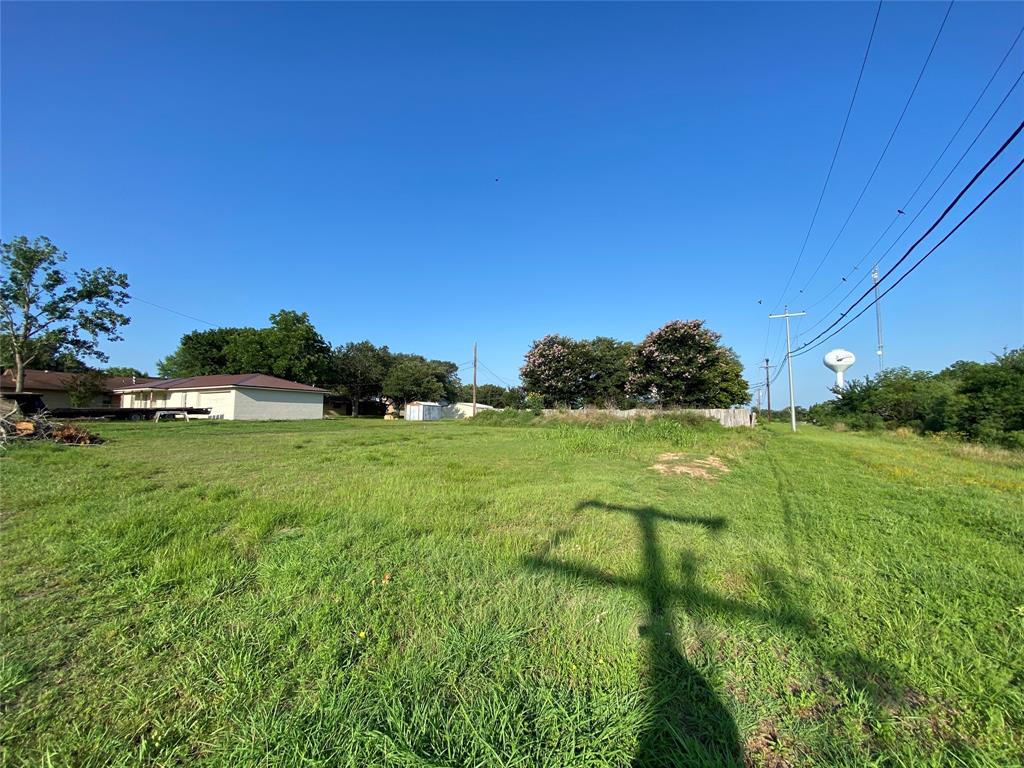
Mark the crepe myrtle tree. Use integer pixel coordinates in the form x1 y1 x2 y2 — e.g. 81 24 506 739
626 320 749 407
0 236 130 393
520 334 598 408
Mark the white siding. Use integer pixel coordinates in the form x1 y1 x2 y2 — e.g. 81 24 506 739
192 389 235 419
406 403 442 421
440 402 496 419
230 388 323 421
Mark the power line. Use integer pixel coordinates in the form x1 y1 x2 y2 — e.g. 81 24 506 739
799 69 1024 336
132 296 217 327
797 0 954 296
793 156 1023 358
801 28 1024 315
769 0 884 314
793 119 1023 353
477 360 517 389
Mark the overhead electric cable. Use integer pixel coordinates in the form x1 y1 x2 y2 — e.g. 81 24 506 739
797 0 954 295
769 0 884 314
793 119 1023 352
793 157 1023 357
800 70 1024 333
132 296 217 327
802 29 1024 314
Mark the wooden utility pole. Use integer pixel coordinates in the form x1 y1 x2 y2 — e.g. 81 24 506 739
768 307 807 433
762 358 773 423
472 342 478 417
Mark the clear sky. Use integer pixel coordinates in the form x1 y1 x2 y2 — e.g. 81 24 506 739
2 1 1022 405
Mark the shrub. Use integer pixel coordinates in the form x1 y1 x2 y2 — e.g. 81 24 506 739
808 349 1024 449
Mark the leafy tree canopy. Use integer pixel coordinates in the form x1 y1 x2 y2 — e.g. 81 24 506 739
809 350 1024 447
103 366 149 378
520 335 599 408
332 341 391 415
626 320 749 408
157 311 332 386
0 236 130 391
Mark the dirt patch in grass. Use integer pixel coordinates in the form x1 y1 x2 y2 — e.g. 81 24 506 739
649 453 730 480
744 720 792 768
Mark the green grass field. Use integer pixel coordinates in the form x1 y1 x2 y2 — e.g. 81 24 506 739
1 417 1021 767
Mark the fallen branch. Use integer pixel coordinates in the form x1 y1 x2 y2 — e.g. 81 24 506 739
0 412 103 448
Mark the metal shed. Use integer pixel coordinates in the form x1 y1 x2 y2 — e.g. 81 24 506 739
405 401 443 421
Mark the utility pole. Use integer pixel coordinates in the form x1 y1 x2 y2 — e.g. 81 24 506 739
768 307 807 433
472 342 478 417
871 265 884 372
761 358 773 423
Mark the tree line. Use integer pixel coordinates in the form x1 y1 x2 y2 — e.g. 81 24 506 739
3 237 750 413
520 320 749 409
807 349 1024 448
156 313 485 414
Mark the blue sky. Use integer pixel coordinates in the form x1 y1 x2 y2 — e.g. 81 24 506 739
2 1 1022 405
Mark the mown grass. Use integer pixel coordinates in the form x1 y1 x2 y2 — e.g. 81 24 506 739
0 418 1021 767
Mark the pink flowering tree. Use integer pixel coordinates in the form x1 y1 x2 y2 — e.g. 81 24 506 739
625 320 749 407
520 334 598 408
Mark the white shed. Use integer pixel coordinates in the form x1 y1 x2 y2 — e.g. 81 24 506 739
404 401 443 421
439 402 497 419
114 374 326 421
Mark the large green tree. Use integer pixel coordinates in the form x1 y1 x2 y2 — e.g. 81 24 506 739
383 357 444 408
587 337 636 407
457 382 508 407
262 310 332 386
382 354 461 409
103 366 149 378
625 320 749 407
0 236 130 392
1 332 89 373
157 311 332 386
333 341 391 415
157 327 249 378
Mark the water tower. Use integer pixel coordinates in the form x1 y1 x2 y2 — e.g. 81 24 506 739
823 349 855 389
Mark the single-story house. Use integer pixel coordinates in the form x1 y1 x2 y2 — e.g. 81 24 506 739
114 374 326 421
0 368 160 409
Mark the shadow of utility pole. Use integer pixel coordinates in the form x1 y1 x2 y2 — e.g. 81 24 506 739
524 500 757 767
523 492 916 766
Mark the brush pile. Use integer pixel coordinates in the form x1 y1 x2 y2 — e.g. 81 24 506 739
0 410 103 448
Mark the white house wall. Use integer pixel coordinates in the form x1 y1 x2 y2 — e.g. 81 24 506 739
191 389 235 419
230 387 323 420
121 388 235 419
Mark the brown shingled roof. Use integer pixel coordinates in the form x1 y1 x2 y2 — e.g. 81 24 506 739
113 373 327 394
0 369 162 393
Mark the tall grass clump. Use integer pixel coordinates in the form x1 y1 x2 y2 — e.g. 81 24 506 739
472 410 732 458
548 414 728 460
470 409 539 427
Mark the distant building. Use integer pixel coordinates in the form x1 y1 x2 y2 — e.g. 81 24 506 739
114 374 326 421
0 369 160 409
440 402 497 419
404 401 443 421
